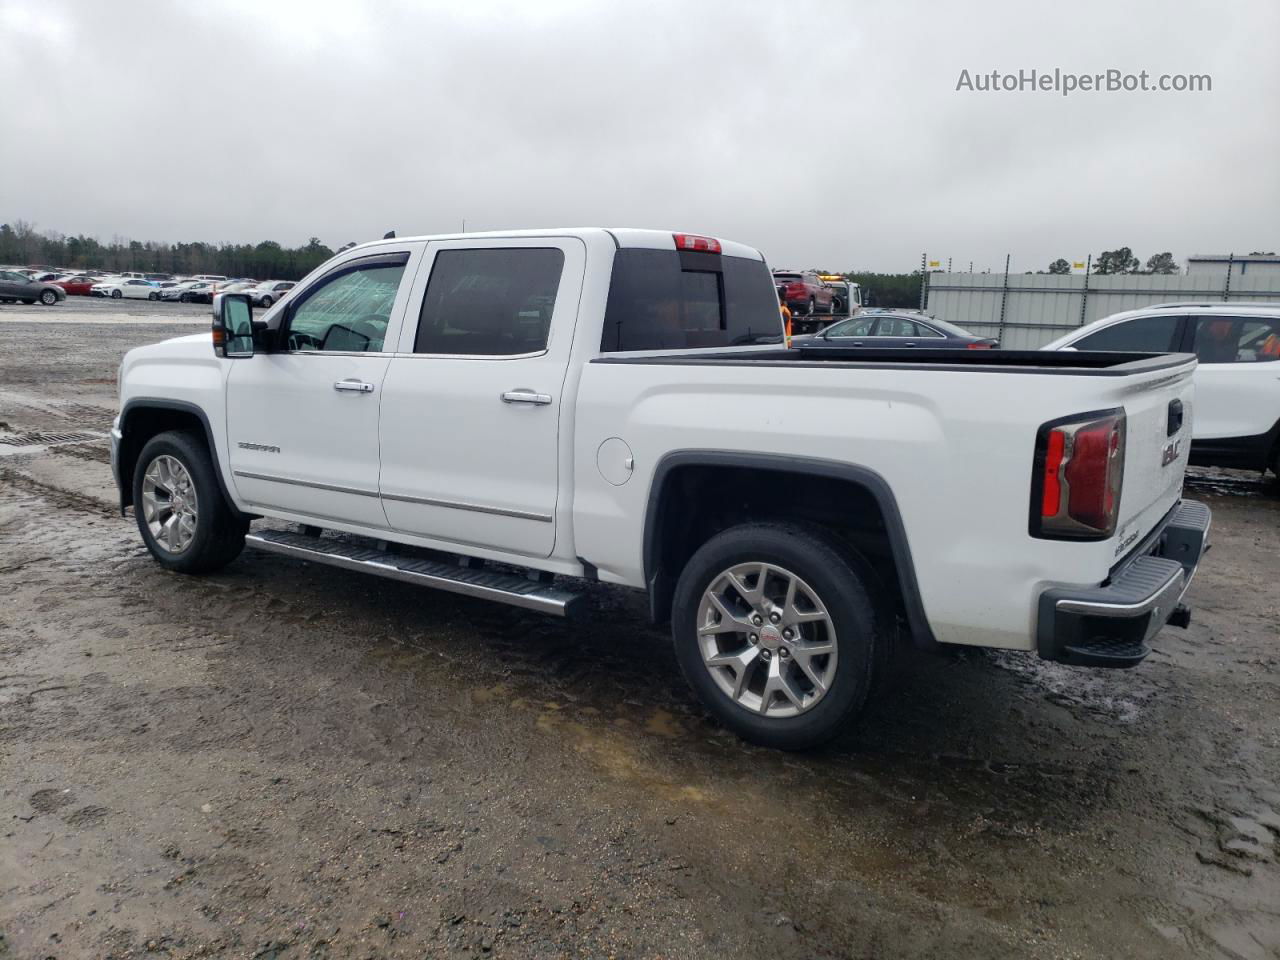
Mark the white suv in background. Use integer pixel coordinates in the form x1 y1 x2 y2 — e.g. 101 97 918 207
1044 304 1280 475
247 280 296 308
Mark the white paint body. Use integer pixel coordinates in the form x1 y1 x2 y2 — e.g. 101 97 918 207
1044 304 1280 443
119 229 1197 653
95 278 160 299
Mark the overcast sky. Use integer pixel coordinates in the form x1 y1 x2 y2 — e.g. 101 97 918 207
1 0 1276 272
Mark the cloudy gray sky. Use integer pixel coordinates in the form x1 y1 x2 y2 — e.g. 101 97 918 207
1 0 1276 272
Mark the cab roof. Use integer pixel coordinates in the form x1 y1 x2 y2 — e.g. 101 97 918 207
346 228 765 262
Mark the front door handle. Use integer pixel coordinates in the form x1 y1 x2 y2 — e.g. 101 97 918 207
334 379 375 394
501 390 552 405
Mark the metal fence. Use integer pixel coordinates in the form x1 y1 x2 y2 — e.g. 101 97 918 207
924 271 1280 350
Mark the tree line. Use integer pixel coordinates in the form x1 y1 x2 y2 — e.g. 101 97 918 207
0 220 358 281
1044 248 1179 275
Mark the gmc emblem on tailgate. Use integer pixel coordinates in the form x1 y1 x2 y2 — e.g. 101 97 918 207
1161 439 1182 467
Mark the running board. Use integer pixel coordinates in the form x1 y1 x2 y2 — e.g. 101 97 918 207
245 529 587 619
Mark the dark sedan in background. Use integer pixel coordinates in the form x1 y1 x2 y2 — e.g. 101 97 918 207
793 309 997 350
0 270 67 305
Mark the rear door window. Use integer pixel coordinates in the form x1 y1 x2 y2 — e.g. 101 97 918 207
602 249 781 351
412 248 565 356
1191 316 1280 363
1074 315 1182 352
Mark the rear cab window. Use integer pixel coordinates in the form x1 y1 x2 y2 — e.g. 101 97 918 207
601 248 782 351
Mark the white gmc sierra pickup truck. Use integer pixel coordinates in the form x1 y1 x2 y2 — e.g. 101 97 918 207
112 228 1211 749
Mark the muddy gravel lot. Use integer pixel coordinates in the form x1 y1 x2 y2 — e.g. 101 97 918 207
2 305 1278 959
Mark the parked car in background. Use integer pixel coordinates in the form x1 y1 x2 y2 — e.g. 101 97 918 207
145 273 176 282
92 278 161 300
794 310 998 350
159 280 204 302
54 275 99 296
172 281 216 302
184 280 255 305
1044 303 1280 474
191 274 228 283
247 280 295 307
0 269 67 305
773 270 835 316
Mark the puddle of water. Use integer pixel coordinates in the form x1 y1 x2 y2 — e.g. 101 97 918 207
1184 468 1276 500
985 649 1152 723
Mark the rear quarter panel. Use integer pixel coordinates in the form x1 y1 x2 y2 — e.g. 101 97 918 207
572 355 1196 651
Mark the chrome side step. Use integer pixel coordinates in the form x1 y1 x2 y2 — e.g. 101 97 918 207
245 529 587 619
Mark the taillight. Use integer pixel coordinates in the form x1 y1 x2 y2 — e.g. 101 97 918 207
1031 410 1125 540
966 341 993 350
673 233 722 254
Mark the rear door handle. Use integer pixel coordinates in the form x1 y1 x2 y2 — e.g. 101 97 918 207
501 390 552 405
334 379 375 393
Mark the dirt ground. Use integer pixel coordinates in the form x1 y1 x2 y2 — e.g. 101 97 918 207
2 305 1278 959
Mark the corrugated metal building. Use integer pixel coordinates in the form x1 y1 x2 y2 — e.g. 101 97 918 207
924 271 1280 350
1186 254 1280 279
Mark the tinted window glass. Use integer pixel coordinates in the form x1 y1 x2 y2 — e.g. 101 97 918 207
602 249 781 351
1192 316 1280 363
1075 315 1180 352
876 317 935 337
825 316 875 337
413 248 564 356
285 260 407 352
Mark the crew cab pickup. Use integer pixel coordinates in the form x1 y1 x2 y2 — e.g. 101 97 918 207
112 228 1210 749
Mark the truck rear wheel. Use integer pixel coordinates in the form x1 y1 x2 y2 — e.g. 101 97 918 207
671 523 881 750
132 430 248 574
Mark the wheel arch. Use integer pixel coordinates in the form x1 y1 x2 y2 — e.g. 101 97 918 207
642 451 938 649
118 399 235 515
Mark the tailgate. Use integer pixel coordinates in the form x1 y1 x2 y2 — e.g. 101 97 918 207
1111 361 1196 552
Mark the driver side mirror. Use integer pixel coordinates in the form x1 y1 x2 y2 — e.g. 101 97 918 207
213 293 255 358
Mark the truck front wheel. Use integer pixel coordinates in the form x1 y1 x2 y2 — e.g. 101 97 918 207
671 523 882 750
132 430 248 574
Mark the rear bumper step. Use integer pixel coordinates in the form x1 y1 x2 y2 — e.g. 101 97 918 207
245 529 587 619
1036 499 1211 668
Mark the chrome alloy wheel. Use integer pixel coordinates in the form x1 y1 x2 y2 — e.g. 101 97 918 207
695 562 838 718
141 454 199 554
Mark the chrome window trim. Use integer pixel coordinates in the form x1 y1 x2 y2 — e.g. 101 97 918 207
281 349 550 360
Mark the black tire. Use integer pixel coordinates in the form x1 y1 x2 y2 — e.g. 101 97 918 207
179 293 191 303
111 289 122 299
132 429 248 574
40 289 58 305
148 291 159 301
261 295 273 308
806 297 815 316
21 298 35 305
671 522 883 750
